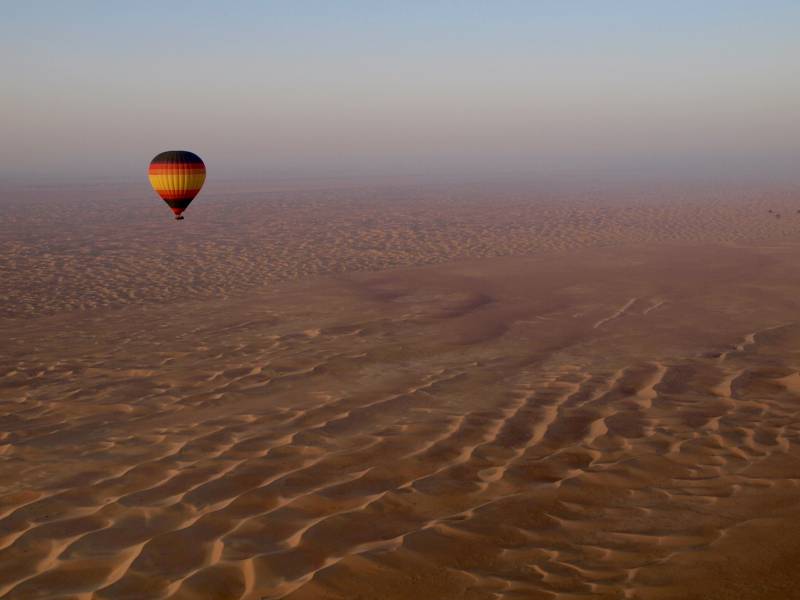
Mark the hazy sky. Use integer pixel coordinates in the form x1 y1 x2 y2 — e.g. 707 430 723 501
2 1 799 182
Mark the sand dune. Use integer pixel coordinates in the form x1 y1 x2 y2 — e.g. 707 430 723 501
3 181 800 320
2 183 800 598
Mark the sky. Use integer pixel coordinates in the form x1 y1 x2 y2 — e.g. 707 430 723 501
2 1 799 182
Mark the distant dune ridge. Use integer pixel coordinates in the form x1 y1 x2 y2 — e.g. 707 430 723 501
2 181 800 320
2 182 800 599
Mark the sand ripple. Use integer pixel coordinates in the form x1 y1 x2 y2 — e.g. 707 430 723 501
3 181 800 320
4 240 800 598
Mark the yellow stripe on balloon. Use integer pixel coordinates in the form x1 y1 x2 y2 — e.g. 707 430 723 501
147 173 206 190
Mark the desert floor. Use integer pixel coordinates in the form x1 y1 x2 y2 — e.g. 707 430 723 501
2 181 800 599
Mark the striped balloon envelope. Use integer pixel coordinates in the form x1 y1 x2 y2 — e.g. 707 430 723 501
148 151 206 220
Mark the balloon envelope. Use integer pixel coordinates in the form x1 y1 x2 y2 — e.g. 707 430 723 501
148 151 206 219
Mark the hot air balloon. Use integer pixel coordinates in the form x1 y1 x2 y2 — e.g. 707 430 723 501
148 151 206 220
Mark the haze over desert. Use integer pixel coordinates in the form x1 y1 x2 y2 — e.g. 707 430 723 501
3 181 800 599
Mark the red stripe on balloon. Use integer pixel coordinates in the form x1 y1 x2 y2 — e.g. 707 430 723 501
148 166 206 174
153 190 202 199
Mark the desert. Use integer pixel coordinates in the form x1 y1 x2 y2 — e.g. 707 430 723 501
2 181 800 598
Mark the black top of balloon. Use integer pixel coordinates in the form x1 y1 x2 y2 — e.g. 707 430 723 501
150 151 204 165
